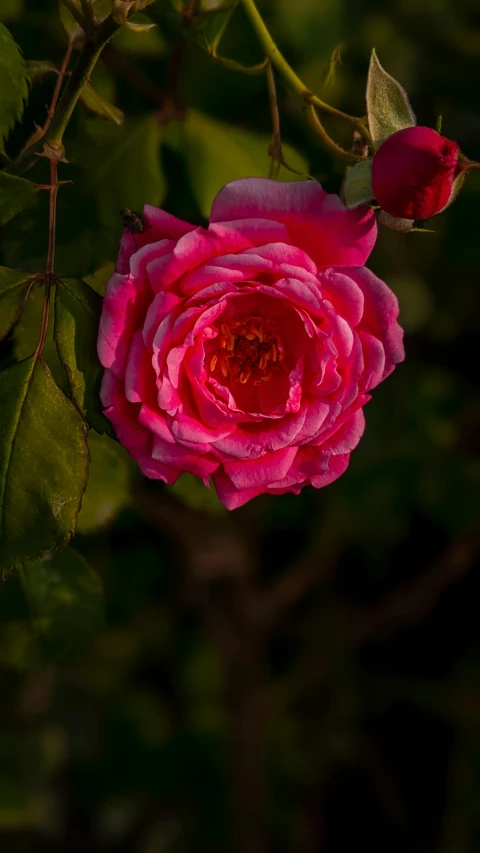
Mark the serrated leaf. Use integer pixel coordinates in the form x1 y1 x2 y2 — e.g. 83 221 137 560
0 266 34 341
80 82 124 125
19 547 104 663
343 159 374 209
0 171 38 225
0 23 29 149
25 60 58 84
0 356 89 571
54 277 114 436
77 431 133 534
165 110 309 218
366 49 416 149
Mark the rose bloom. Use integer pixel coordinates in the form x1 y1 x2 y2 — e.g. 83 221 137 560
98 179 404 509
372 126 463 220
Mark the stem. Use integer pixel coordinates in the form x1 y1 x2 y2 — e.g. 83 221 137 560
240 0 373 148
22 38 75 154
304 104 359 165
35 159 59 359
46 159 59 276
7 14 121 176
266 61 281 179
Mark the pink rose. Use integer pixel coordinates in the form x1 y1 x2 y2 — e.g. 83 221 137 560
98 178 404 509
372 126 463 220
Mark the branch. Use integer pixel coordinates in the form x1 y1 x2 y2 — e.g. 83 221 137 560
240 0 373 151
7 14 121 176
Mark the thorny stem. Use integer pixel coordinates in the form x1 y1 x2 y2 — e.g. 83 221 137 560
240 0 373 153
7 13 121 176
22 37 75 154
304 103 360 165
35 158 59 360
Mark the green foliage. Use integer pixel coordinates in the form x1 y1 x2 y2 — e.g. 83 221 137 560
366 48 416 149
19 546 104 663
25 60 58 83
80 82 125 125
0 266 34 341
165 110 309 218
0 0 24 22
54 277 115 436
0 23 29 151
343 158 374 208
0 357 89 571
0 171 38 226
77 431 133 534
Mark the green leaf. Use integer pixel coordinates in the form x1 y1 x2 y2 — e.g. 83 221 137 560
0 266 34 341
80 82 125 125
0 356 89 571
378 210 414 232
25 60 58 84
343 159 374 209
54 277 114 436
0 0 24 23
165 110 309 218
77 431 133 534
59 0 84 36
0 23 29 149
0 171 38 225
19 547 104 663
366 49 416 149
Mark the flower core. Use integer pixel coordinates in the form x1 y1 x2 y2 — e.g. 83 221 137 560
210 317 284 385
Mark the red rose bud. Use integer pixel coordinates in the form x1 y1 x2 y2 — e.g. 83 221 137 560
371 126 465 220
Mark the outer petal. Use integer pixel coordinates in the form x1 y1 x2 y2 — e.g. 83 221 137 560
100 371 179 483
339 266 405 376
98 272 149 378
210 178 377 266
116 206 195 274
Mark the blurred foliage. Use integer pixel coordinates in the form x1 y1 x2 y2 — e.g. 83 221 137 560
0 0 479 850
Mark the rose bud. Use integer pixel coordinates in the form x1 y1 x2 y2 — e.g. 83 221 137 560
371 126 465 220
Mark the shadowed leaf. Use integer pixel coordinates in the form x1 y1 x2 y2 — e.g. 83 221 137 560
0 171 38 226
54 277 114 436
80 82 125 125
0 357 89 571
0 266 35 341
19 547 104 663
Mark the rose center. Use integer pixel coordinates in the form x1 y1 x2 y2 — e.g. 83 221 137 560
210 317 284 385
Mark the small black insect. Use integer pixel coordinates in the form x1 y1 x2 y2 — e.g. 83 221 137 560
120 208 145 234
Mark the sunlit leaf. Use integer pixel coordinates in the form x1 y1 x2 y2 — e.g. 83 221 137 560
0 357 89 571
366 49 416 149
20 546 104 663
0 23 29 149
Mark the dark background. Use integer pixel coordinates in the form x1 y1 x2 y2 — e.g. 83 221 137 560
0 0 479 851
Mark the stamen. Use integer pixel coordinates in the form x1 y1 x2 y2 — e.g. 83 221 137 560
209 316 284 385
